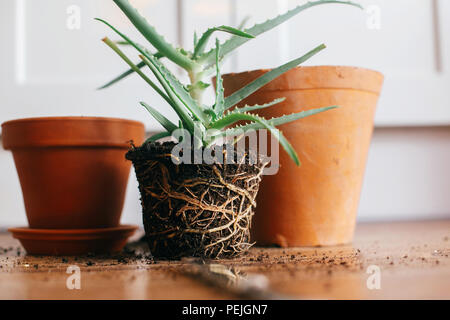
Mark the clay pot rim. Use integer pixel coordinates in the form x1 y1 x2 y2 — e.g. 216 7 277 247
2 116 145 149
1 116 144 127
222 65 384 95
224 65 383 77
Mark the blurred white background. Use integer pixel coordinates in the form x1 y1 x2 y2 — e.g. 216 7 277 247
0 0 449 228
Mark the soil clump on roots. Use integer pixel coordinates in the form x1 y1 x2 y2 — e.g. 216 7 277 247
126 142 266 259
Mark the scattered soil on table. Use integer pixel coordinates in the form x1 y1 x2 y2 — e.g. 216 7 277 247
0 239 154 272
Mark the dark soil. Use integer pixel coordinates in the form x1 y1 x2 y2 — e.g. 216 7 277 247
126 141 266 259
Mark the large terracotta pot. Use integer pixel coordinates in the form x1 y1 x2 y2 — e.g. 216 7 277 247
2 117 145 229
222 66 384 247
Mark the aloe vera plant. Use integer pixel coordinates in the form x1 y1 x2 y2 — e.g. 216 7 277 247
97 0 362 165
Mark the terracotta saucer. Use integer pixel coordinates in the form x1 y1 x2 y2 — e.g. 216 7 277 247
8 225 139 256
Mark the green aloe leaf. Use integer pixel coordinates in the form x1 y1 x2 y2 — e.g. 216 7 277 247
95 18 205 128
99 61 146 90
231 97 286 114
114 41 166 54
139 53 208 123
224 44 326 110
217 105 338 134
139 54 196 132
193 25 254 59
140 101 177 132
269 106 338 126
197 0 362 66
187 81 210 92
213 39 225 117
99 50 163 90
145 131 171 143
237 16 250 31
209 112 300 165
100 37 174 109
195 17 251 79
193 31 199 48
177 120 190 143
112 0 197 70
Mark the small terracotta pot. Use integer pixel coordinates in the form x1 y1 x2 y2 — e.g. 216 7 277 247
2 117 145 229
222 66 384 247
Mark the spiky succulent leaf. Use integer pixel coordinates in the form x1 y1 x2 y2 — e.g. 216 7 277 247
224 44 326 110
194 31 199 47
195 18 251 79
139 54 196 132
193 26 254 59
146 131 171 143
99 51 163 89
197 0 362 67
99 0 359 166
204 109 217 120
213 39 225 117
209 106 338 165
100 37 174 108
97 18 202 119
195 16 249 81
269 106 338 126
209 112 300 165
139 53 208 123
115 40 166 55
230 97 286 114
99 61 146 90
237 16 250 31
187 81 210 92
96 18 206 127
112 0 197 70
215 106 338 135
140 101 178 132
177 120 190 143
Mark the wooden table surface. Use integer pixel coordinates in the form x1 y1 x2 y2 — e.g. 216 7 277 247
0 220 449 300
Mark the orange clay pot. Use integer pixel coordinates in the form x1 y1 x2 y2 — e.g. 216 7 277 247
1 117 145 229
222 66 384 247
